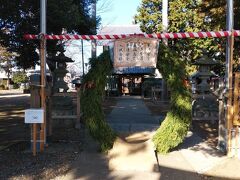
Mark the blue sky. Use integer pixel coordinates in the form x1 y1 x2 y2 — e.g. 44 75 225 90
65 0 142 76
97 0 141 26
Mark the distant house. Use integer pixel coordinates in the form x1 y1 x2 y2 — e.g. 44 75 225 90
0 67 11 88
0 68 7 78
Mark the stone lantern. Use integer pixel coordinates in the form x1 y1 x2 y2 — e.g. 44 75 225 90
50 52 74 127
50 52 73 93
191 52 219 122
192 53 218 94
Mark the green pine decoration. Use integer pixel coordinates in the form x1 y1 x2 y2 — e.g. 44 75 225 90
81 51 116 152
153 44 192 153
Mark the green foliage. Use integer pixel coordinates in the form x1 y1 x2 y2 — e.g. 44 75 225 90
153 44 192 153
12 71 28 85
0 84 5 90
0 0 96 69
135 0 205 33
0 45 15 77
81 51 116 152
199 0 240 72
135 0 223 75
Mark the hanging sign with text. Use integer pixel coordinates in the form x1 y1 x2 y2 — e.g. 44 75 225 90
113 37 159 68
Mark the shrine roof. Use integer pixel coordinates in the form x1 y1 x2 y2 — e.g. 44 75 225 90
192 54 218 65
98 25 143 35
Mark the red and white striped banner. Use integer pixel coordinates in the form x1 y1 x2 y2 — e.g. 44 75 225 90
24 30 240 40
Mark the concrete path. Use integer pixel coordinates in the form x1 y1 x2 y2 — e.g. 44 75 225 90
55 96 163 179
55 131 161 180
106 96 161 172
178 132 227 174
106 96 162 133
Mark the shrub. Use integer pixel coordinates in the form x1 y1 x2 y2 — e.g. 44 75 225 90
153 44 192 153
12 71 28 85
13 83 19 89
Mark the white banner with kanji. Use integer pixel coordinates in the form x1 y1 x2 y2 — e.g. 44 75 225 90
113 37 159 68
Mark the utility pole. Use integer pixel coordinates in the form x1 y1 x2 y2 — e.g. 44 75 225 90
81 39 85 76
39 0 47 153
225 0 234 156
161 0 168 101
91 0 97 59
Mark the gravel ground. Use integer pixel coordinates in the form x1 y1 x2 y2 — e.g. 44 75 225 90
0 95 117 180
0 123 87 180
0 141 82 180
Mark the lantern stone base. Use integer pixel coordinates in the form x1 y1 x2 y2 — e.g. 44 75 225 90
192 94 218 122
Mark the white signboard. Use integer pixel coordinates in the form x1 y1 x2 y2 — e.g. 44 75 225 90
114 37 159 68
25 109 44 123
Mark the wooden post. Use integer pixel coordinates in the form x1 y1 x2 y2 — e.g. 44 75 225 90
32 123 37 156
233 73 240 157
30 86 41 156
227 30 234 156
48 97 52 136
39 0 47 152
233 73 240 125
40 35 46 152
235 127 239 156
